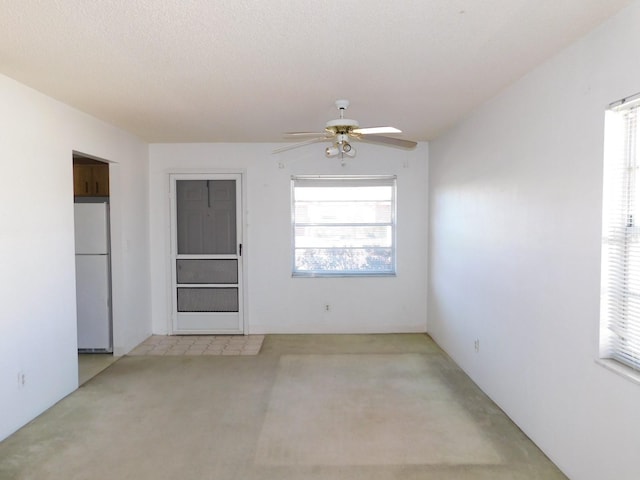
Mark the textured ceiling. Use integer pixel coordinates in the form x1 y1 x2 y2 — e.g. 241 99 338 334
0 0 632 143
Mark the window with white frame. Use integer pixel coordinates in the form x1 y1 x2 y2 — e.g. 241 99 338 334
291 176 396 277
601 93 640 372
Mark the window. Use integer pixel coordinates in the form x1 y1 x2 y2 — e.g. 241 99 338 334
291 176 396 277
601 93 640 372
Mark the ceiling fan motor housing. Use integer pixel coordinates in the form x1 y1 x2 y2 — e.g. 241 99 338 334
325 118 359 135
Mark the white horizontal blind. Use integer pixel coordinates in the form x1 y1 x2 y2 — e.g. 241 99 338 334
601 95 640 371
292 176 396 276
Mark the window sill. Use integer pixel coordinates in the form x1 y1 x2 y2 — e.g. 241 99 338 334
595 358 640 386
292 272 397 278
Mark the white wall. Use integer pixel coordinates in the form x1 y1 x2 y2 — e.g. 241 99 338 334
428 2 640 479
149 142 428 334
0 74 151 441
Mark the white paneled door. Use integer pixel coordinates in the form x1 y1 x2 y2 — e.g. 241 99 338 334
170 174 244 334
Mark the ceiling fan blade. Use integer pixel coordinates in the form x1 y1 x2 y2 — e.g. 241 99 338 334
284 131 329 137
359 135 417 149
352 126 402 135
272 137 330 154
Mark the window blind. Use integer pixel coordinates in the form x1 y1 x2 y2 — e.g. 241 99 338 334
601 94 640 372
291 175 396 277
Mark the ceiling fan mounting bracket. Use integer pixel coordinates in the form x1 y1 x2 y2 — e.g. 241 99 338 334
335 99 350 111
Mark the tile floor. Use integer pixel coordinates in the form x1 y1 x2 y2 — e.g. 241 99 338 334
128 334 264 356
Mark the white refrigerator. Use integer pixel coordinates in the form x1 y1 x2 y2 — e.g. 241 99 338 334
74 202 113 352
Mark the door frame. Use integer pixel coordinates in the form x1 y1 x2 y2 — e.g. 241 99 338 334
168 171 247 335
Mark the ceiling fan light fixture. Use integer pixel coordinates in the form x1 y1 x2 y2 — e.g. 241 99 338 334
325 145 339 157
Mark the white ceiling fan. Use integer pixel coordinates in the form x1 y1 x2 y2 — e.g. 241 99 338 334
273 99 417 158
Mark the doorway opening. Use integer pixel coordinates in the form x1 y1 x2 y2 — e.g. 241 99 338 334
72 152 114 384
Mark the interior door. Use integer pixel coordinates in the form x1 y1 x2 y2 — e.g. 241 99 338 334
170 174 243 334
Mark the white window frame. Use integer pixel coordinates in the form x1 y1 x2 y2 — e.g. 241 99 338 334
600 92 640 378
291 175 397 277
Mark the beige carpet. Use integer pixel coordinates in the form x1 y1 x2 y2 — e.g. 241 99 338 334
0 334 567 480
78 354 118 385
256 354 502 466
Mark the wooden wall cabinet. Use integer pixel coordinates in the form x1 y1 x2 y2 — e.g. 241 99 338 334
74 163 109 196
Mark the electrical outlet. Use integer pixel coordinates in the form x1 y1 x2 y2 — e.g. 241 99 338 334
474 339 480 353
17 371 26 388
324 304 330 312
